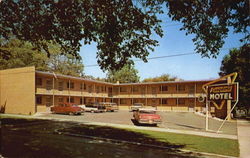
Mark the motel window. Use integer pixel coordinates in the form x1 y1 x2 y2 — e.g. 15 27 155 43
152 99 157 105
96 86 100 93
177 85 185 91
120 87 127 92
46 79 52 90
179 99 185 105
58 81 63 91
152 87 157 94
162 99 168 104
80 83 83 90
67 81 74 89
161 86 168 91
134 99 139 103
36 78 42 86
88 85 92 93
83 83 86 90
189 85 195 91
36 96 42 104
133 87 139 92
58 97 64 103
120 99 127 104
113 87 119 93
67 97 74 103
189 99 194 104
80 98 83 104
141 87 146 94
86 98 93 104
101 86 104 92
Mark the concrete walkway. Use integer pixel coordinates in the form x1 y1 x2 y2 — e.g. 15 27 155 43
237 120 250 158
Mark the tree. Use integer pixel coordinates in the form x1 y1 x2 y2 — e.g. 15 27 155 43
142 74 179 82
48 45 84 77
219 44 250 112
0 39 49 71
0 0 163 71
0 0 249 71
106 64 140 83
166 0 249 58
0 39 84 77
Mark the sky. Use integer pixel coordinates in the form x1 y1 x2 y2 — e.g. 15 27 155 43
79 14 245 81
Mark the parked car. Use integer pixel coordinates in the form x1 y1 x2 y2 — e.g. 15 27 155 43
79 103 106 113
130 103 144 111
99 102 119 112
51 103 84 115
133 108 162 125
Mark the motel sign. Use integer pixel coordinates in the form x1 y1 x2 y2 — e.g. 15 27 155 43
208 83 237 101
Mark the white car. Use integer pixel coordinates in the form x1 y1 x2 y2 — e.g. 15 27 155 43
79 104 104 113
130 103 144 111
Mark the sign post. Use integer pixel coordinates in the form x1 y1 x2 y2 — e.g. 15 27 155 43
205 99 209 131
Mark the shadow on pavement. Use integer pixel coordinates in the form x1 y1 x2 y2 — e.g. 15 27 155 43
173 123 203 130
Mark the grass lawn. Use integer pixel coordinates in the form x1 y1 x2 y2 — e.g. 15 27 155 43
125 128 239 157
1 115 239 157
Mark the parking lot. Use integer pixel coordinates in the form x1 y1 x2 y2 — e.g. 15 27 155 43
38 110 237 135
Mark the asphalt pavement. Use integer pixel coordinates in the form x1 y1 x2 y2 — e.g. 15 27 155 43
34 110 237 136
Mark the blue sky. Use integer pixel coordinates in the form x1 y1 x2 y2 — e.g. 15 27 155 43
79 15 245 81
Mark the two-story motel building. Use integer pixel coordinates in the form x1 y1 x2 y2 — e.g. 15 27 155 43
0 66 228 118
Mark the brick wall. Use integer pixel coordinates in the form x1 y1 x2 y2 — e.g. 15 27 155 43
0 66 35 115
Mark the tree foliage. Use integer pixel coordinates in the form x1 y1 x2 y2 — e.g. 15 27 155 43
106 64 140 83
0 0 249 71
0 39 84 77
219 44 250 110
0 0 163 71
166 0 249 58
142 74 179 82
